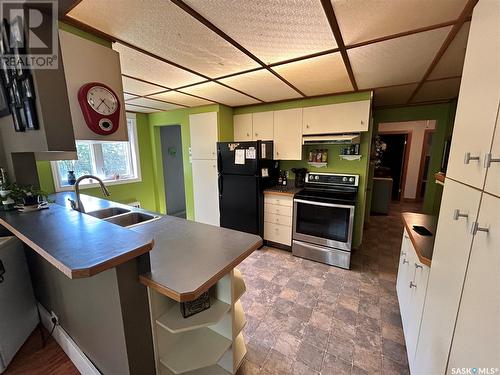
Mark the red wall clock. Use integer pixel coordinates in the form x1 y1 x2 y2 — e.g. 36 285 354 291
78 82 121 135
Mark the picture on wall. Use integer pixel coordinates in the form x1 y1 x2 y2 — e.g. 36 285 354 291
0 16 39 129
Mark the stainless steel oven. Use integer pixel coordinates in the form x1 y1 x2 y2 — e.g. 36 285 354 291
292 172 358 269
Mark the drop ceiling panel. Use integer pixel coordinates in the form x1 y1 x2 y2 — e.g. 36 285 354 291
69 0 259 77
412 78 462 103
182 0 337 64
114 43 204 88
272 53 353 96
429 22 470 79
218 69 300 102
348 27 451 89
374 84 419 107
332 0 468 45
148 91 213 107
126 97 184 111
125 104 157 113
122 76 164 96
180 82 260 107
124 93 139 101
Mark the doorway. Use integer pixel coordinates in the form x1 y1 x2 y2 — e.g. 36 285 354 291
378 133 410 200
160 126 186 218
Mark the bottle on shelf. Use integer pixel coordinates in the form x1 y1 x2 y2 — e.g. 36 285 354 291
278 171 283 186
282 171 287 186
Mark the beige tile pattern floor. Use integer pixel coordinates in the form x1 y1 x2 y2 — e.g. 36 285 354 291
236 202 422 375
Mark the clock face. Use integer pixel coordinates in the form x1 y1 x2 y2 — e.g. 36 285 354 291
86 86 118 116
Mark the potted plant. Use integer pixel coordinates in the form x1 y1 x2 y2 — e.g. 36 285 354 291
7 184 48 207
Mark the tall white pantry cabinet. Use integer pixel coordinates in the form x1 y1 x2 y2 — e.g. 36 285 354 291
189 112 220 226
414 1 500 374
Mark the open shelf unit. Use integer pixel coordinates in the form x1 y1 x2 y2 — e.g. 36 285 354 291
148 269 248 375
339 154 362 161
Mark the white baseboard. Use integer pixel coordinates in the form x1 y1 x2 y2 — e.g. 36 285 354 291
38 303 100 375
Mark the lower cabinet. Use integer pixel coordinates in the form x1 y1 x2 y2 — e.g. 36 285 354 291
396 229 430 372
263 194 293 246
147 269 247 375
192 159 219 226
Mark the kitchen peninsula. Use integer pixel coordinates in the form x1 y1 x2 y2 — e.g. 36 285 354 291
0 193 261 375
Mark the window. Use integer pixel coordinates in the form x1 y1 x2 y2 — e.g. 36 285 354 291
52 116 141 191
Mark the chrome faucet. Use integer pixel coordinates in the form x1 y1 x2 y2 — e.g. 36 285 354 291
68 175 110 213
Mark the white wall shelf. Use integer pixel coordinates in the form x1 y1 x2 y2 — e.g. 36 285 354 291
339 155 362 161
307 162 328 168
233 269 246 302
233 301 246 337
156 299 231 334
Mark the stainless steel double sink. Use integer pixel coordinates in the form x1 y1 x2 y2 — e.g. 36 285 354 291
86 207 160 228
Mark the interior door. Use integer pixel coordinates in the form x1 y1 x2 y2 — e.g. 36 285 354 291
273 108 302 160
252 112 273 140
189 112 218 160
233 114 252 142
447 193 499 372
414 179 481 375
446 0 500 189
192 159 219 226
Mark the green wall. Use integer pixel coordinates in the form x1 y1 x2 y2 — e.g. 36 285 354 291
373 101 457 215
234 92 372 249
147 105 233 219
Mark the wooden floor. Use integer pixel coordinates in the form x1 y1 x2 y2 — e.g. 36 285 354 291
4 325 80 375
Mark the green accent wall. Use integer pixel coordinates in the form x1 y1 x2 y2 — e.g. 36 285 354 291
147 105 233 219
373 101 457 215
58 21 112 48
234 92 373 249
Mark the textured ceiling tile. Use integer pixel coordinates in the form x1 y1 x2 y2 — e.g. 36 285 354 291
125 104 158 113
113 43 204 88
69 0 259 77
148 91 213 107
180 82 260 107
272 53 353 96
348 27 451 89
122 76 164 96
412 78 462 103
429 22 470 79
126 97 184 111
218 69 301 102
183 0 337 64
374 84 419 107
332 0 468 45
124 93 139 101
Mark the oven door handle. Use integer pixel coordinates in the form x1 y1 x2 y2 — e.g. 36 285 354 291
294 199 354 209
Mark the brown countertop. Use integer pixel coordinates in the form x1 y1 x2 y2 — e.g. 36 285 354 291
0 195 154 279
264 185 302 197
132 216 262 302
401 212 437 266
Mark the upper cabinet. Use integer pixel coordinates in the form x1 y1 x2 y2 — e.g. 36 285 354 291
446 0 500 189
273 108 302 160
484 108 500 196
302 100 371 135
233 114 252 142
189 112 218 160
252 112 274 141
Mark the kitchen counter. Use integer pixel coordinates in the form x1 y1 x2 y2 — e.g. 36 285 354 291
0 195 154 279
264 185 302 197
401 212 437 266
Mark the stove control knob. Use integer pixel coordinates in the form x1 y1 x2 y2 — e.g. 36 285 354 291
349 177 354 182
342 177 347 182
315 175 319 180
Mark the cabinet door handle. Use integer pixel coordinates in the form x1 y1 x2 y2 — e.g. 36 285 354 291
415 263 423 270
471 221 489 235
464 152 480 164
453 209 468 220
409 282 417 289
404 234 409 239
255 133 258 136
401 251 406 256
246 133 250 137
403 259 409 264
484 153 500 168
306 125 310 128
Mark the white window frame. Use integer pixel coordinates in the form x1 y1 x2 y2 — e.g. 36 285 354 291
51 113 142 192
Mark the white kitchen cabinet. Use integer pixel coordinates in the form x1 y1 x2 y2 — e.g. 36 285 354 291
190 112 218 160
484 108 500 196
273 108 303 160
264 194 293 246
233 114 252 142
414 179 482 375
302 100 370 135
252 112 273 141
447 193 499 372
191 159 219 226
445 0 500 189
396 229 430 372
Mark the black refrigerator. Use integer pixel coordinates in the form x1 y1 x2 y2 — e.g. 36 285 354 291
218 141 278 237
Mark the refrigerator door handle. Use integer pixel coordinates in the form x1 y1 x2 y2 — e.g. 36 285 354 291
218 175 223 197
217 147 222 173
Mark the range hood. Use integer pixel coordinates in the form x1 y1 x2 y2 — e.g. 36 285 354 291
302 133 360 145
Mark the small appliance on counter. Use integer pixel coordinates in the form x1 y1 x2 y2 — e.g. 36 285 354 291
291 168 308 188
292 172 359 269
217 141 278 237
